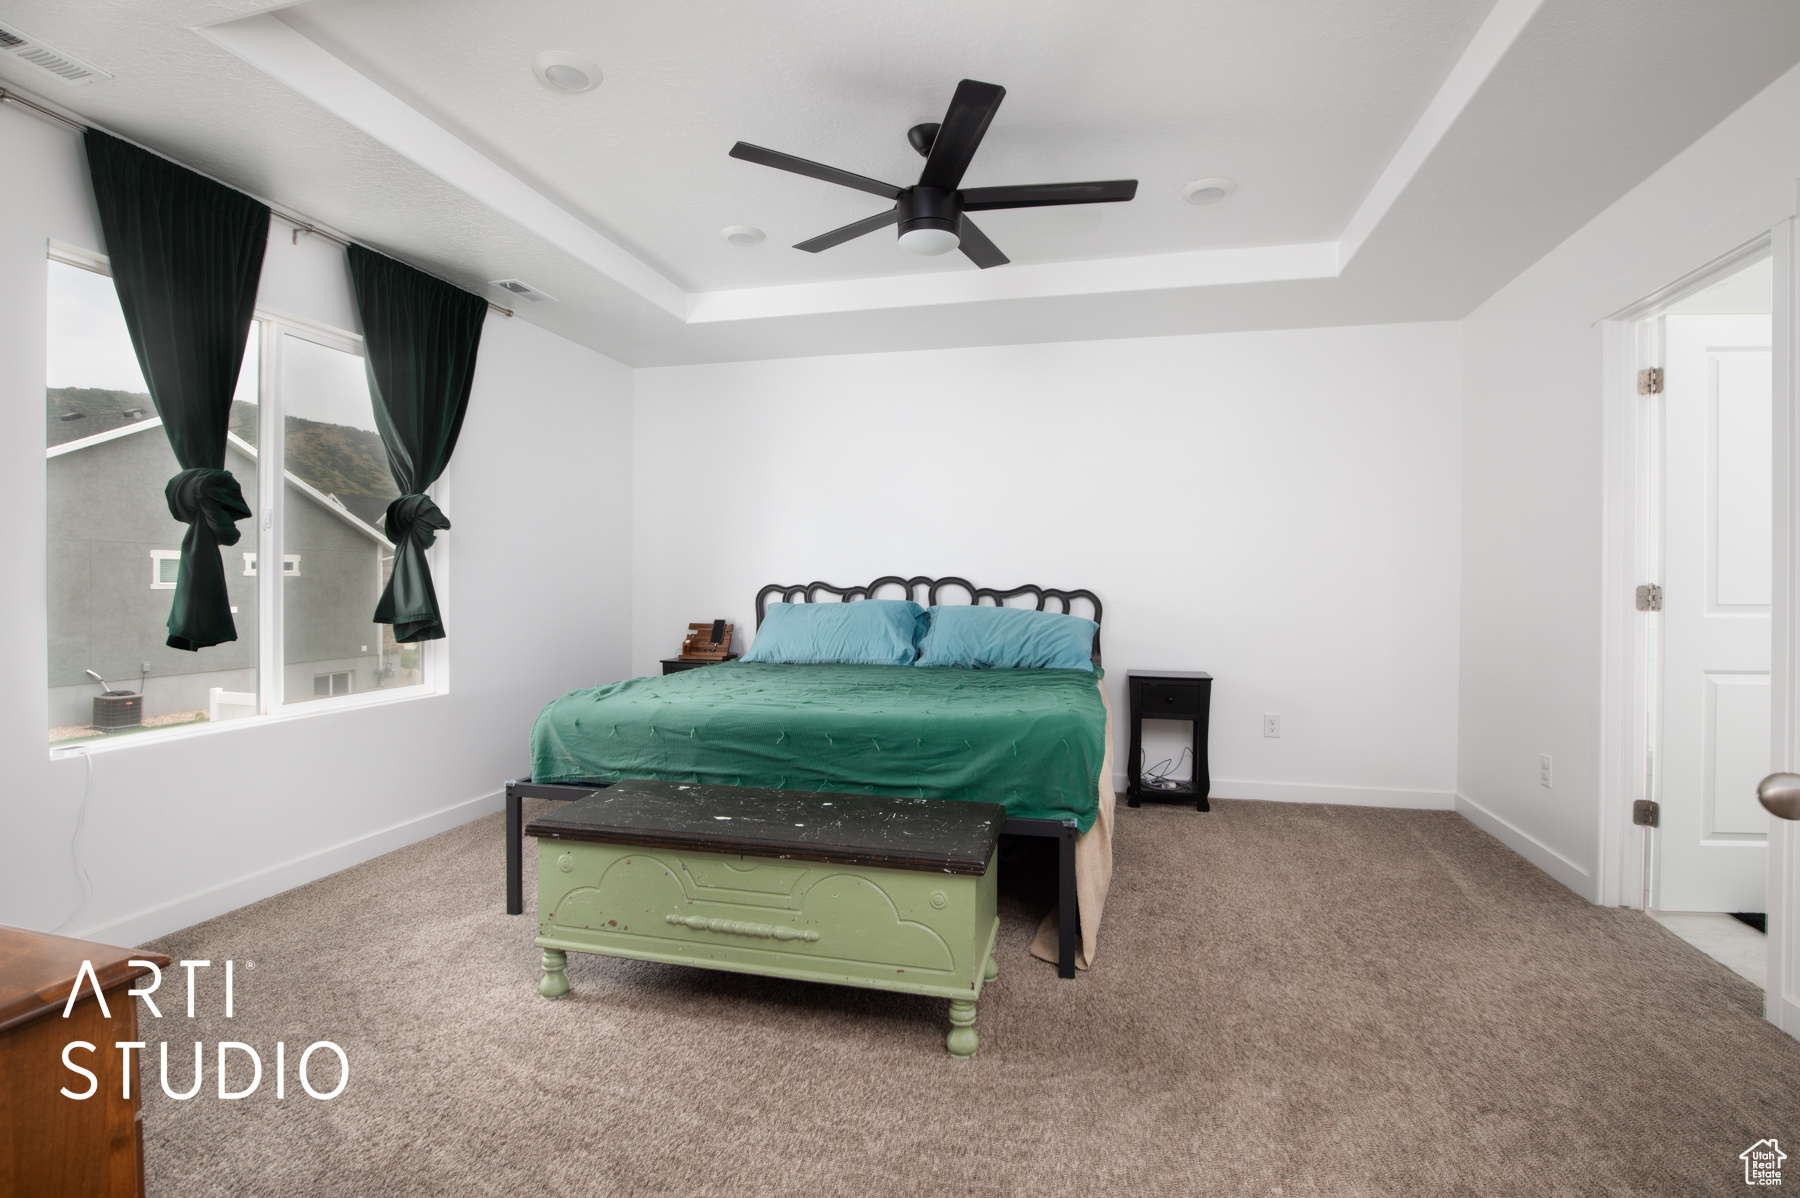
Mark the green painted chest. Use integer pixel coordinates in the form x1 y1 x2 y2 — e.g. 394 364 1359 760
525 781 1004 1056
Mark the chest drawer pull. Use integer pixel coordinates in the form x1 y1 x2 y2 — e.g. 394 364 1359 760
666 914 820 942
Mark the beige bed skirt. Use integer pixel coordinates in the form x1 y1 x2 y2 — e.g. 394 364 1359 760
1027 679 1117 971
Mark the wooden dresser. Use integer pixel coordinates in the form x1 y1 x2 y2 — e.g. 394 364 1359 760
0 925 170 1198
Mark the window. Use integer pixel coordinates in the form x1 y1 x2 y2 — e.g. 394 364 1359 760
242 552 302 577
277 327 420 706
46 245 437 748
313 671 353 698
48 253 257 745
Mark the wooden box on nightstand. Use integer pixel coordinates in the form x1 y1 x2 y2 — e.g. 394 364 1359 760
660 655 740 675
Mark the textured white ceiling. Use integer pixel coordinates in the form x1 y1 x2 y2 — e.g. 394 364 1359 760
279 0 1497 290
3 0 1800 366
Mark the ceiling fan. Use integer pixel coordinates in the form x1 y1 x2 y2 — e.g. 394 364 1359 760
728 79 1137 269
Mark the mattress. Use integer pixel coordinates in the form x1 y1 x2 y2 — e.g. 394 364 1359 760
528 660 1109 832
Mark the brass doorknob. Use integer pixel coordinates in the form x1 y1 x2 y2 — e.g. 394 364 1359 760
1758 773 1800 821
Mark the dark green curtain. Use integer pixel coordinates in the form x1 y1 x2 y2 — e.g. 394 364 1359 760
84 130 268 651
347 244 486 643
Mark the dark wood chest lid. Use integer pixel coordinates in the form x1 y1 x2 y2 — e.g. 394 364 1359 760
0 924 172 1034
524 779 1006 876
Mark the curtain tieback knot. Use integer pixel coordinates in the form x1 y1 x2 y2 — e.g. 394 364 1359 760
385 493 450 549
165 467 250 544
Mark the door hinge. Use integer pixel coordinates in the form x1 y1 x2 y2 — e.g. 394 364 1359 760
1637 367 1663 395
1635 583 1663 611
1633 799 1660 827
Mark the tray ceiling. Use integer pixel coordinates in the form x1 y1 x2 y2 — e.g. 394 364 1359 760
3 0 1800 365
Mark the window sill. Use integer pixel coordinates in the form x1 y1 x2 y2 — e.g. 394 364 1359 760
48 683 446 759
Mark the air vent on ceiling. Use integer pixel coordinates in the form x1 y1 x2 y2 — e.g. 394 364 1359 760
489 278 557 304
0 22 111 85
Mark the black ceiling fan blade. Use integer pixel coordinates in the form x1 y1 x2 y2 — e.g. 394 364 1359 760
728 142 902 200
793 207 900 253
918 79 1005 191
960 180 1139 210
956 216 1009 269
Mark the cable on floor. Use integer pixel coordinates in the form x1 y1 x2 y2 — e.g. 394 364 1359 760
1139 745 1193 790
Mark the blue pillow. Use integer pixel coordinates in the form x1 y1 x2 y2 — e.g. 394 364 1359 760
742 600 927 665
915 605 1097 670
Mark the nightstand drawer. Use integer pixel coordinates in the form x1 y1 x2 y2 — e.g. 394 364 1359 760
1139 681 1203 716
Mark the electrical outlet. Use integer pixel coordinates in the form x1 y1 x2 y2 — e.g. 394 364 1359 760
140 662 150 674
1540 754 1552 788
1263 714 1281 738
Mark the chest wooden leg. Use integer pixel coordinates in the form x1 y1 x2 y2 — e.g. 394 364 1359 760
539 948 570 1000
946 998 978 1058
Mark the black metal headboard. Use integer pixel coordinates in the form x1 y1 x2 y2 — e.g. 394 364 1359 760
754 575 1103 665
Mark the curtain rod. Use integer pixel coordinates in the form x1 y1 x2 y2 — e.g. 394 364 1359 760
0 86 513 318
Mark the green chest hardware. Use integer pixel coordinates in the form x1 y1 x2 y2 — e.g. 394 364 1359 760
525 780 1004 1057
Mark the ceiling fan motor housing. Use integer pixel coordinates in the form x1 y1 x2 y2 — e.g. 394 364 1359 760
897 185 962 241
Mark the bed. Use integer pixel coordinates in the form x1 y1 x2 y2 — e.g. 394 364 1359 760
506 575 1117 977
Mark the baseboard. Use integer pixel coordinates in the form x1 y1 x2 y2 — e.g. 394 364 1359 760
1453 792 1593 898
1779 994 1800 1044
1116 775 1455 810
73 788 506 948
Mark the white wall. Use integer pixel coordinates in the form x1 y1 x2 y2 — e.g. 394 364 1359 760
0 104 635 944
1458 60 1800 901
634 324 1463 807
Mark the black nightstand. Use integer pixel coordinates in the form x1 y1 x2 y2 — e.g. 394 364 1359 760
1125 670 1213 811
660 655 740 675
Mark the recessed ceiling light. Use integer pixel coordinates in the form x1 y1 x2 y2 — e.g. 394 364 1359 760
721 225 765 246
1182 177 1236 205
532 51 601 93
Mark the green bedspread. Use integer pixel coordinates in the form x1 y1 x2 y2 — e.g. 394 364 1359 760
529 661 1108 832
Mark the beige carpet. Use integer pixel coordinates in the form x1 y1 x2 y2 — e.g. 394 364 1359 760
139 800 1800 1197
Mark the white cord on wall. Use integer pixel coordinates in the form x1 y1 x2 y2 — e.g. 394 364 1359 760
53 745 95 933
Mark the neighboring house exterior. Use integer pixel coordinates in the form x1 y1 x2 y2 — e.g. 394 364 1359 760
48 414 395 727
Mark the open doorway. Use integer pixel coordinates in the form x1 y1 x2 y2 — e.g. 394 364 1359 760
1645 255 1773 986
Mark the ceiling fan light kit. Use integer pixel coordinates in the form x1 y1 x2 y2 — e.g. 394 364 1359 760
532 51 601 93
899 227 959 255
896 185 962 254
728 78 1138 269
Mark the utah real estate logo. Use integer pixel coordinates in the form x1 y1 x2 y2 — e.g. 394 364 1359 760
1742 1139 1786 1186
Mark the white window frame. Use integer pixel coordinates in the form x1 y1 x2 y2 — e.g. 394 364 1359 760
47 242 448 757
313 670 353 698
149 549 180 590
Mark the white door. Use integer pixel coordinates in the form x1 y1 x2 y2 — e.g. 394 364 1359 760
1658 313 1774 911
